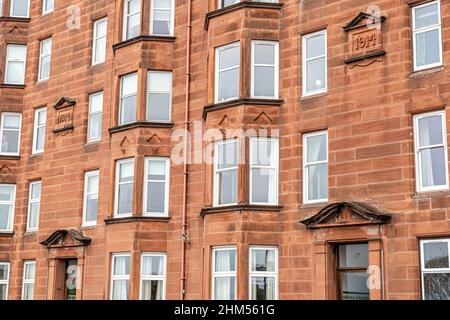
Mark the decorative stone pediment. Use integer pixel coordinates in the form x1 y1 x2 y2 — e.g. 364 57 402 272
300 202 391 229
53 97 76 136
40 229 92 248
343 12 386 65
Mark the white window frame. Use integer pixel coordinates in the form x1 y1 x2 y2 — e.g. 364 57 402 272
42 0 54 15
0 112 22 156
87 91 103 142
143 157 170 217
303 130 328 204
32 107 46 154
122 0 141 41
0 262 10 300
114 158 135 217
5 44 27 85
251 40 279 99
21 260 36 300
213 139 239 207
92 18 107 65
82 170 100 227
211 246 237 300
10 0 30 18
38 38 52 81
26 180 42 232
420 238 450 300
146 71 172 122
249 246 278 300
150 0 174 36
413 110 449 192
249 137 279 205
110 253 130 300
139 253 167 300
119 73 138 125
412 0 443 72
302 30 327 97
215 42 240 103
0 184 16 233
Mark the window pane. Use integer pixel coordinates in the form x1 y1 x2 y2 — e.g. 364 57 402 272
214 277 236 300
0 204 12 230
28 202 39 229
152 10 171 35
219 68 239 101
306 134 327 162
306 34 325 58
252 168 276 203
218 170 237 205
1 114 20 154
113 256 130 275
423 273 450 300
120 162 134 182
88 113 102 140
96 20 107 38
219 46 240 70
95 38 106 63
419 115 443 147
37 110 47 126
0 284 6 300
424 242 449 269
6 61 25 84
147 93 171 121
415 3 439 29
154 0 171 9
214 249 236 272
255 44 275 65
127 0 140 14
127 14 140 39
0 185 14 201
22 283 34 300
252 140 272 166
118 183 133 214
120 96 137 124
121 74 137 95
40 56 51 80
148 72 172 92
217 142 237 169
24 263 35 280
146 181 165 213
420 147 447 187
306 57 326 92
11 0 28 16
0 264 8 280
251 277 275 300
254 66 275 97
307 163 328 201
41 40 52 54
86 194 98 222
340 272 370 300
339 244 369 268
415 29 440 67
141 280 163 300
251 249 275 272
31 183 41 200
142 256 164 276
221 0 238 8
112 280 129 300
36 127 45 151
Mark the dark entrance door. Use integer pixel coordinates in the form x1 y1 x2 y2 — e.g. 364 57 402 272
55 259 78 300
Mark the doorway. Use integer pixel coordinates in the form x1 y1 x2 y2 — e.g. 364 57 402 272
336 243 370 300
54 259 78 300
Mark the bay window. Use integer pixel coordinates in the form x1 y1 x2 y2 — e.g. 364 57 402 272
5 44 27 85
0 263 10 300
150 0 174 36
111 254 130 300
0 184 15 232
250 138 278 205
414 111 448 192
147 71 172 122
303 130 328 203
143 157 170 216
420 238 450 300
140 253 166 300
0 112 22 156
214 140 238 206
119 73 137 125
22 261 36 300
114 159 134 217
123 0 141 40
26 180 42 231
302 30 327 96
212 247 236 300
32 107 47 154
251 41 279 99
412 1 443 71
249 246 278 300
83 170 99 227
215 42 240 103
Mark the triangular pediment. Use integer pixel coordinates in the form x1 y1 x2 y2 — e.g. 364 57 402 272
343 12 386 32
53 97 76 110
300 202 391 229
40 229 92 248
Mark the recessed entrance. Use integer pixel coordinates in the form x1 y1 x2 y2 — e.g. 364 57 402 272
54 259 78 300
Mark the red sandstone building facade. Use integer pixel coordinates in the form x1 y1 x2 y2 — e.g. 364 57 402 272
0 0 450 300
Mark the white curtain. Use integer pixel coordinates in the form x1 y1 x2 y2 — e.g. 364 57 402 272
420 119 435 187
307 136 324 200
112 256 129 300
112 280 129 300
215 277 231 300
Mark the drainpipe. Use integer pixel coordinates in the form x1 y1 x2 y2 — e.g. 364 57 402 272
180 0 193 300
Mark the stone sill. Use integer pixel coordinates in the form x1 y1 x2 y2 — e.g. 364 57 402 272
0 17 31 23
113 35 176 51
0 83 26 89
203 97 284 120
109 121 174 135
105 216 171 224
0 231 14 237
409 66 444 78
412 190 450 199
0 155 20 160
200 204 284 217
204 2 284 30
